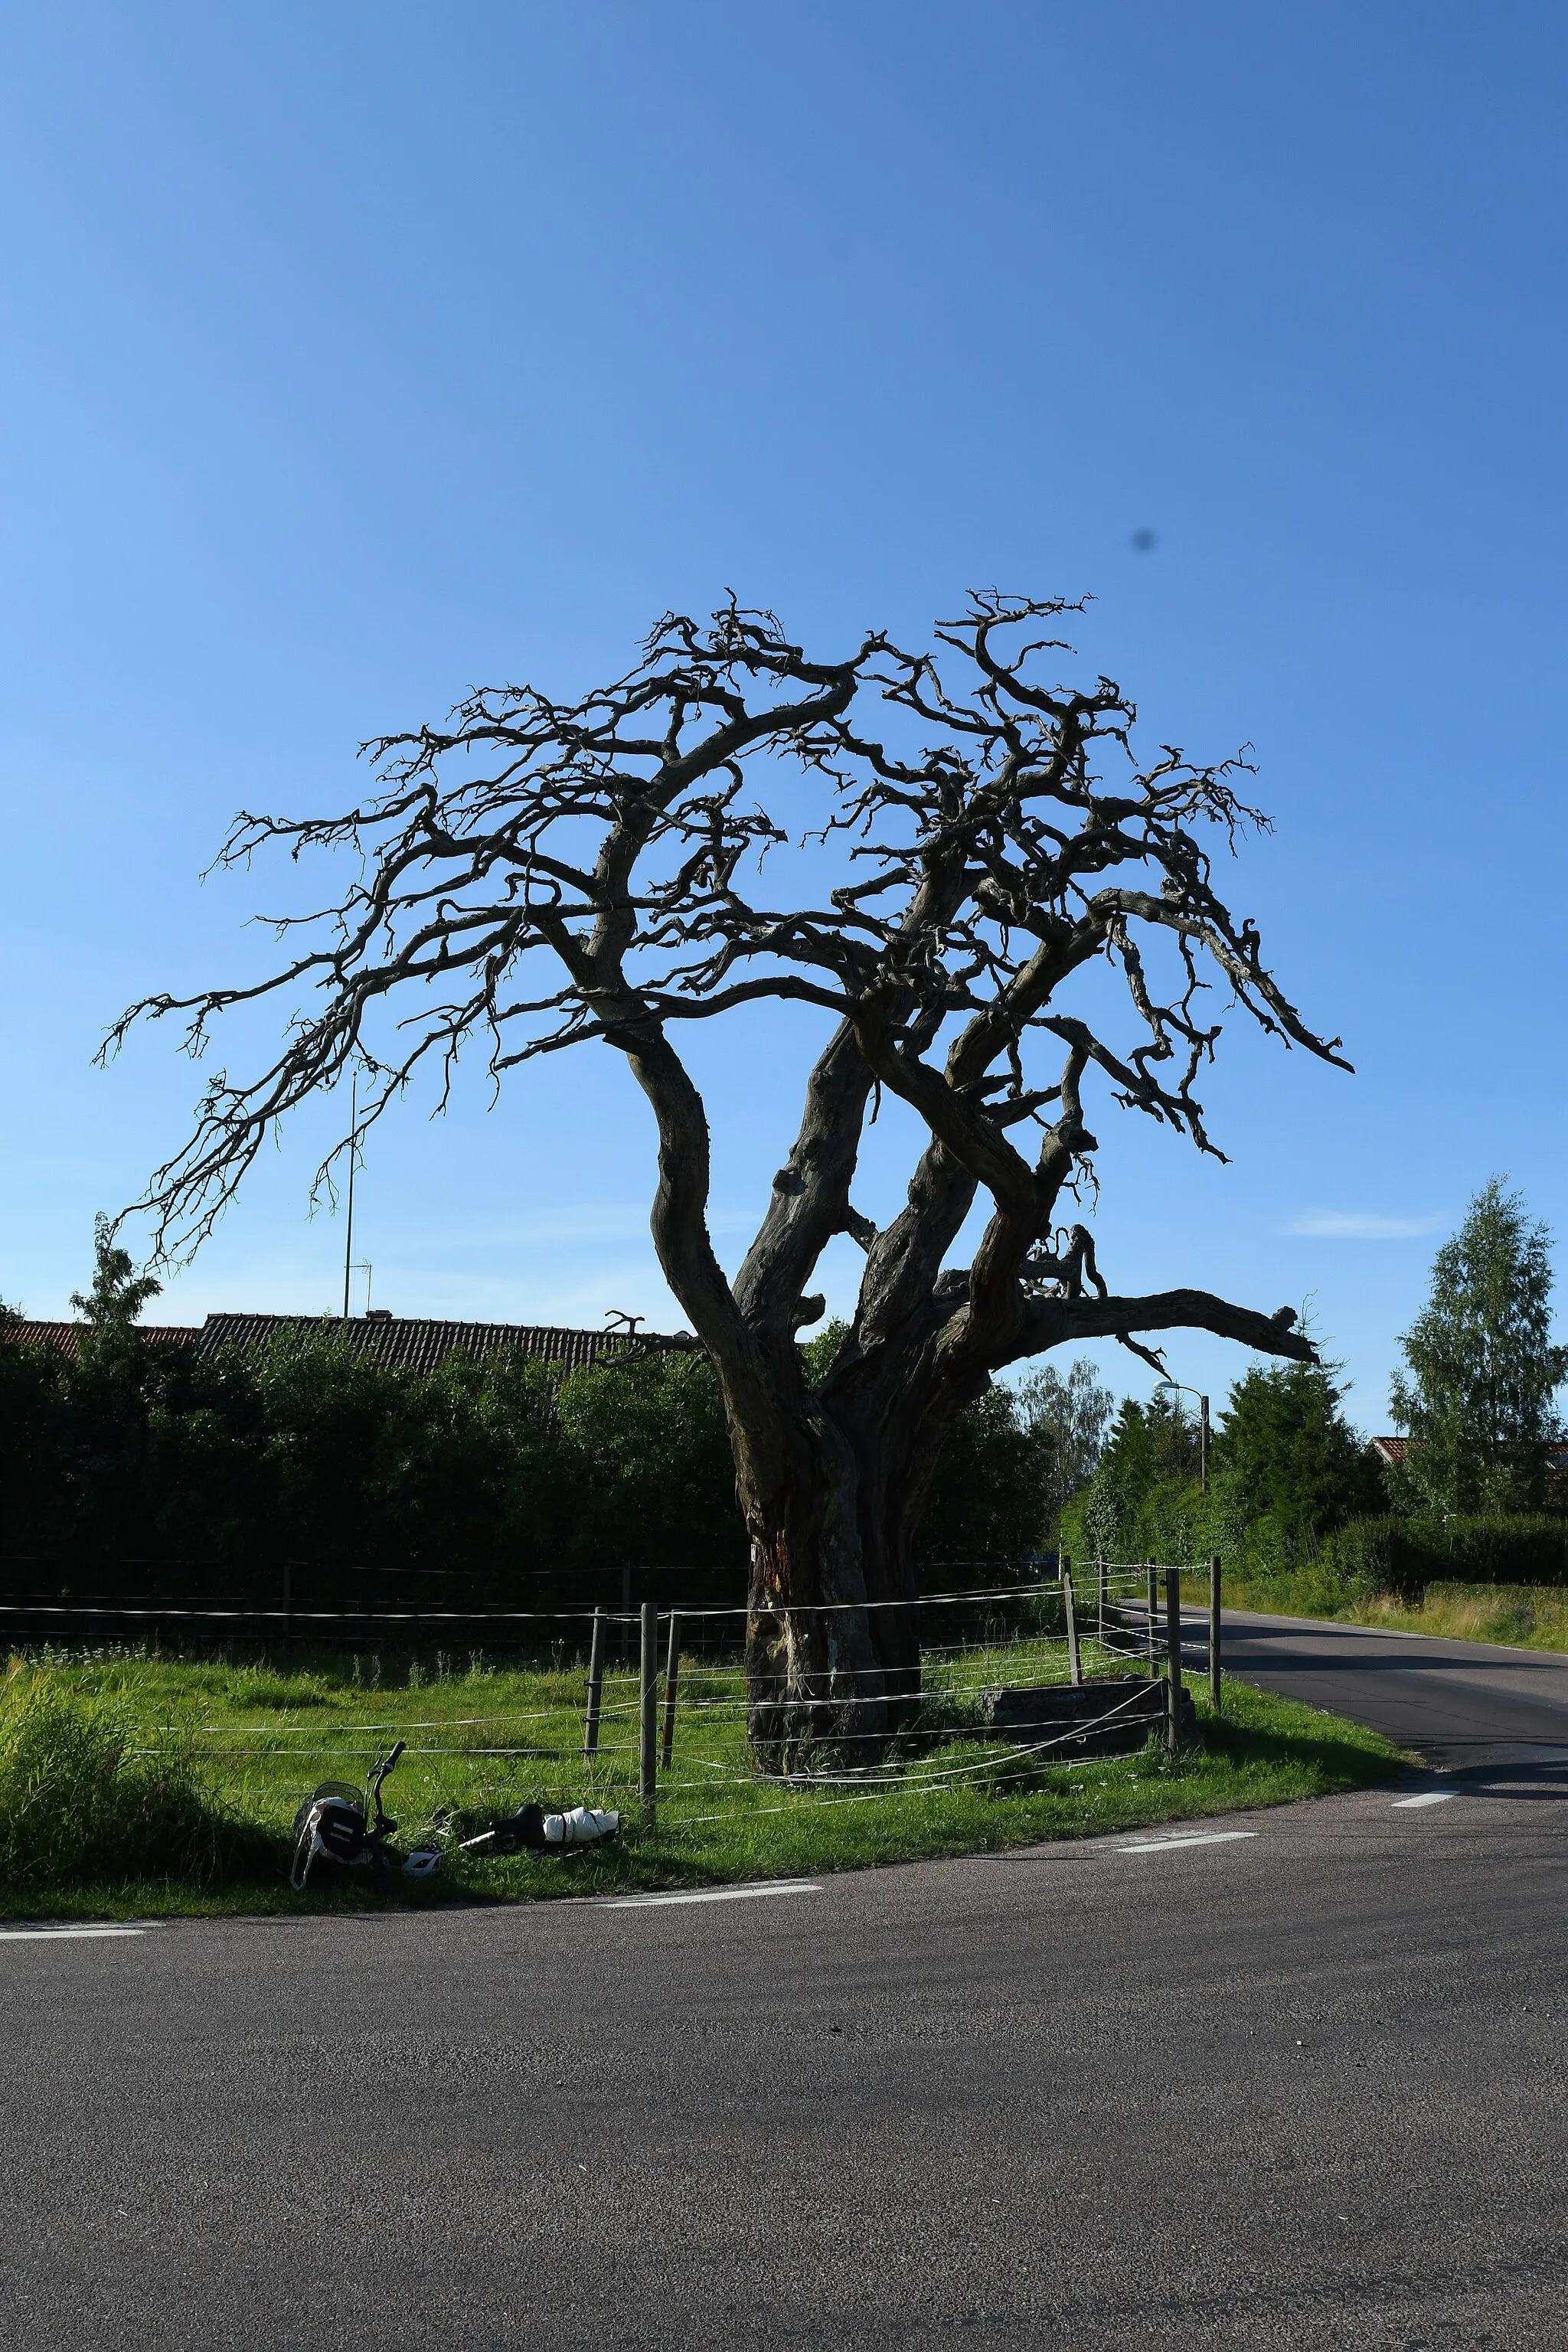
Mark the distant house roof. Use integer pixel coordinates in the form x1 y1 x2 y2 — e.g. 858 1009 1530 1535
8 1313 691 1377
196 1313 687 1377
1368 1435 1568 1470
9 1320 202 1361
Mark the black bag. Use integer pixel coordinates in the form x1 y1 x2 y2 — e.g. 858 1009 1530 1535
462 1801 619 1857
290 1782 371 1887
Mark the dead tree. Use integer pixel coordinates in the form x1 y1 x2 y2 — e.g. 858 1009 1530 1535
108 596 1349 1762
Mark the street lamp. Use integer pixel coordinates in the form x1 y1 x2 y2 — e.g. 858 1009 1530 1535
1154 1379 1210 1494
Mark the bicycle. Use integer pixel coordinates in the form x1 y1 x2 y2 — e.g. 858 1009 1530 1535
289 1740 443 1889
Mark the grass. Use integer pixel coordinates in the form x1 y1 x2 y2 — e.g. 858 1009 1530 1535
1191 1568 1568 1655
1352 1583 1568 1649
0 1636 1403 1919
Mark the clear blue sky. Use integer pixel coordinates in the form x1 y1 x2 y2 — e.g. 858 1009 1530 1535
2 2 1564 1433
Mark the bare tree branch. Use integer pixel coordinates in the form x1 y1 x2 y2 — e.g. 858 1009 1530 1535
107 593 1348 1742
1018 1289 1312 1362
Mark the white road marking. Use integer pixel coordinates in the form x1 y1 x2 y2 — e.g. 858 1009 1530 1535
1392 1792 1457 1808
599 1881 822 1910
1118 1831 1258 1854
0 1926 151 1942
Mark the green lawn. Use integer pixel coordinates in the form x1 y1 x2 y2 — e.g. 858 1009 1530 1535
0 1638 1403 1919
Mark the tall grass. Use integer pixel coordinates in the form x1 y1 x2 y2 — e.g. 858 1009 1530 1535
0 1664 253 1888
1355 1582 1568 1651
1191 1567 1568 1655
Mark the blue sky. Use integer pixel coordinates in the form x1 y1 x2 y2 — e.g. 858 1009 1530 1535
2 2 1564 1433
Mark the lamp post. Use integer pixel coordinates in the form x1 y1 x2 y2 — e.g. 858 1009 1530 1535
1154 1378 1210 1494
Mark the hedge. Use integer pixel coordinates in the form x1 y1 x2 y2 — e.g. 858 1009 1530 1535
1320 1513 1568 1598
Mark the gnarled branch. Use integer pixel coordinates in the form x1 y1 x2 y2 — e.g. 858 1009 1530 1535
107 594 1344 1459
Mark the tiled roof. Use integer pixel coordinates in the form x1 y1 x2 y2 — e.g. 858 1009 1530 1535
8 1314 690 1377
9 1321 201 1361
194 1313 688 1377
1368 1434 1568 1469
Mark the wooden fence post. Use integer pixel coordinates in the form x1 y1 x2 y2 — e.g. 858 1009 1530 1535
1165 1566 1183 1753
1145 1563 1158 1678
583 1606 606 1756
1097 1555 1108 1645
639 1601 658 1822
1208 1555 1223 1713
1061 1563 1081 1686
661 1611 681 1768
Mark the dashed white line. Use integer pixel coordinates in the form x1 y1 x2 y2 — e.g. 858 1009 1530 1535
0 1926 152 1942
599 1881 821 1910
1392 1792 1457 1809
1117 1831 1258 1854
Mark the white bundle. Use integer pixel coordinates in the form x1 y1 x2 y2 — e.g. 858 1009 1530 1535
542 1804 621 1849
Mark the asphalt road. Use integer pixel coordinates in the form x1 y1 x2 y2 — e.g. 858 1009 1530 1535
5 1625 1568 2350
1191 1602 1568 1764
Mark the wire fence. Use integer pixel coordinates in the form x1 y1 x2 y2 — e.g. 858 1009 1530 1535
46 1560 1218 1844
0 1557 1054 1657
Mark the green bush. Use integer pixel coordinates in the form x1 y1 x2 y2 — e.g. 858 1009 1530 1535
1 1312 1044 1608
1314 1515 1403 1596
1319 1512 1568 1596
1425 1514 1568 1585
0 1667 250 1888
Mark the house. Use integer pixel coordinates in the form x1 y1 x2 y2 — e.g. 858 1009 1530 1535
1367 1435 1568 1506
11 1320 202 1361
8 1312 691 1377
1366 1436 1408 1472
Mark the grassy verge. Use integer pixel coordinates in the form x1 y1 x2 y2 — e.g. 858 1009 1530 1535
1187 1568 1568 1655
0 1645 1403 1919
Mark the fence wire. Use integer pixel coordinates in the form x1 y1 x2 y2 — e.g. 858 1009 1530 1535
83 1563 1198 1839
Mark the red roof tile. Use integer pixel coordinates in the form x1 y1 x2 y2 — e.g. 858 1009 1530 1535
1368 1434 1568 1471
8 1314 690 1377
9 1321 201 1361
194 1313 688 1377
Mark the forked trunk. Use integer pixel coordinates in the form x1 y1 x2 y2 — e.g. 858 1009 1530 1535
730 1383 952 1772
736 1421 879 1771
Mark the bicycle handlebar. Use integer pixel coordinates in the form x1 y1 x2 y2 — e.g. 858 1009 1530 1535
367 1741 407 1824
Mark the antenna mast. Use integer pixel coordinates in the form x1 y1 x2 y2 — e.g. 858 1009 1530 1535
342 1076 357 1325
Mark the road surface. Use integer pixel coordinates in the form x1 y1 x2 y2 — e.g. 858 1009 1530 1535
1204 1602 1568 1764
4 1616 1568 2348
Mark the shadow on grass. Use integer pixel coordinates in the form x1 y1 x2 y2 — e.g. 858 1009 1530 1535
1196 1710 1396 1788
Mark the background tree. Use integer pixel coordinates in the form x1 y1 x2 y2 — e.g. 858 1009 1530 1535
71 1214 162 1346
913 1381 1049 1564
1064 1363 1373 1574
1073 1392 1201 1564
1016 1357 1115 1530
110 596 1345 1756
1389 1179 1568 1514
1210 1357 1378 1571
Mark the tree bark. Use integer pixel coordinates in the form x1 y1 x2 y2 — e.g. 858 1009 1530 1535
730 1403 889 1772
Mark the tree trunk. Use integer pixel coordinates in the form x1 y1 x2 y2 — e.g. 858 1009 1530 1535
727 1361 969 1771
730 1401 888 1772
